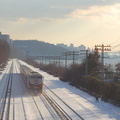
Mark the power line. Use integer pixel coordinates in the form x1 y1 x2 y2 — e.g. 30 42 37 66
111 43 120 50
109 52 120 53
110 39 120 46
95 44 111 80
105 56 120 60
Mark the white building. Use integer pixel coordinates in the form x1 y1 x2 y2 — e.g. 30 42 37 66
56 43 68 49
0 32 12 45
78 45 86 50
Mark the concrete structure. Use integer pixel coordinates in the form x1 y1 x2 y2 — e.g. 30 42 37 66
0 32 12 45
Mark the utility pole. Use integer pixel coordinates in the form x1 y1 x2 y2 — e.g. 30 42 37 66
68 51 79 65
40 56 42 64
38 56 40 64
48 56 52 64
62 52 68 68
37 56 39 64
41 56 44 64
95 44 111 80
44 56 46 64
54 56 60 66
26 51 29 60
80 49 89 76
54 56 56 64
48 56 51 64
58 56 61 67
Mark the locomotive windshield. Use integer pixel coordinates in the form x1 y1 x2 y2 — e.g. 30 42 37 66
37 76 42 78
31 75 42 79
31 76 36 78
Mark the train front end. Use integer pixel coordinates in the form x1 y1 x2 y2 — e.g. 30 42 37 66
29 72 43 93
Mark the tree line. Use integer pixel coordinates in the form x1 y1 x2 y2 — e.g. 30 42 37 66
0 39 10 66
27 50 120 106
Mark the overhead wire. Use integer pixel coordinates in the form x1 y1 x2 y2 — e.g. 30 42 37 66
102 39 120 59
105 56 120 60
110 39 120 46
110 39 120 51
111 44 120 50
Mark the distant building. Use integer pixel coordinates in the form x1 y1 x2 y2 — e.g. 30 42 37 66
78 45 86 50
0 32 12 45
68 43 75 50
56 43 68 49
56 43 88 51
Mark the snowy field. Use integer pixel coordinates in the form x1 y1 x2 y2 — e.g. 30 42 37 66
0 59 120 120
21 60 120 120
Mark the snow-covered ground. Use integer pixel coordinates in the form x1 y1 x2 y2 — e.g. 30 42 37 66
0 59 120 120
21 60 120 120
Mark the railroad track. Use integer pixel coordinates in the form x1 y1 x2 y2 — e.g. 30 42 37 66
43 85 84 120
32 96 44 120
16 60 45 120
16 59 84 120
31 91 61 120
27 85 84 120
12 60 27 120
0 60 27 120
42 90 72 120
0 61 13 120
42 74 105 120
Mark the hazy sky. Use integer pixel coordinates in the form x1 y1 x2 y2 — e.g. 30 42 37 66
1 0 120 49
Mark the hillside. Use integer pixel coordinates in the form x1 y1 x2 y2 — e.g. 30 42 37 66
12 40 68 56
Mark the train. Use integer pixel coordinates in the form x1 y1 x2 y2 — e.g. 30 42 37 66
20 64 44 93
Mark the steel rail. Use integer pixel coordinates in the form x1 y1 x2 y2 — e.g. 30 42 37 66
42 90 72 120
0 67 11 120
44 85 84 120
0 61 13 120
15 60 27 120
39 94 59 120
32 96 44 120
